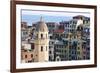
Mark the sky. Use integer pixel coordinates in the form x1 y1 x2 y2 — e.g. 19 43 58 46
21 15 72 25
21 10 90 25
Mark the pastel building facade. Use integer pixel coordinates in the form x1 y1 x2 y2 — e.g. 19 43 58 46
21 15 90 62
54 15 90 61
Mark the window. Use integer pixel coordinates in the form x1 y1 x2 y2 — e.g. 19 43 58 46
77 51 80 55
83 20 85 24
23 31 27 35
62 50 63 53
36 54 37 57
49 56 51 60
86 20 88 24
66 24 67 27
52 42 54 44
78 57 81 60
25 55 27 58
57 58 60 61
41 46 43 51
78 47 80 50
75 21 77 24
49 46 51 48
43 29 44 31
74 36 76 38
50 36 52 39
86 57 90 59
31 44 34 50
83 56 85 59
31 54 33 58
72 51 74 54
46 46 47 51
49 51 51 54
72 56 75 60
65 50 66 53
37 34 38 38
87 48 90 51
41 34 43 39
28 60 32 63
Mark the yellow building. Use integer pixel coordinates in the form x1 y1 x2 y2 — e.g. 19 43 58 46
34 17 49 62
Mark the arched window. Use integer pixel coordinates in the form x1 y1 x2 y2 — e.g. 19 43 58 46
41 46 43 52
41 34 43 39
31 54 33 58
25 55 27 58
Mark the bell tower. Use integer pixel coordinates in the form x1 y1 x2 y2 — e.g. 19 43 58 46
34 17 49 62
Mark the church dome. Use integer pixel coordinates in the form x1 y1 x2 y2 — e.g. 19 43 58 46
36 17 48 32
